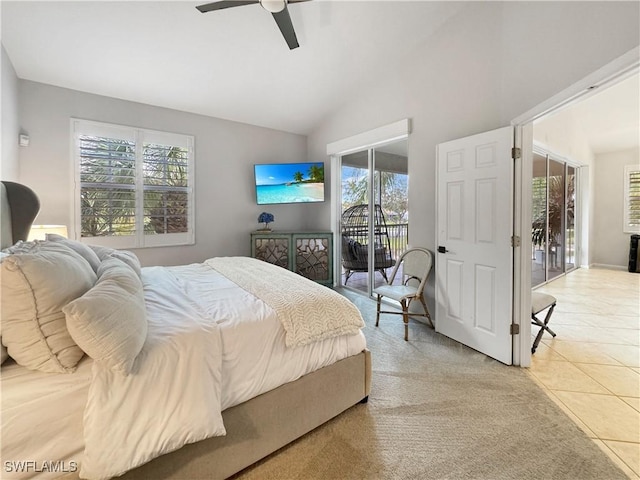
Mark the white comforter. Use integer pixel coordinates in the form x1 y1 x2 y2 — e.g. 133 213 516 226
80 260 366 479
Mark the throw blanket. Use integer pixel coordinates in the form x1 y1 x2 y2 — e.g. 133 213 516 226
206 257 365 347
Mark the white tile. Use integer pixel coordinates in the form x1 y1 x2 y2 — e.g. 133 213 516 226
598 344 640 368
574 363 640 398
530 341 566 361
548 324 633 345
542 388 597 438
529 359 610 394
593 440 640 479
603 440 640 477
613 328 640 346
622 397 640 413
553 391 640 443
547 340 623 365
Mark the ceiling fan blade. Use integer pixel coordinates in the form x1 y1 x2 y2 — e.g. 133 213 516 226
196 1 259 13
272 6 299 50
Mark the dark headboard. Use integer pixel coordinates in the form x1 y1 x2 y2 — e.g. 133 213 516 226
0 181 40 249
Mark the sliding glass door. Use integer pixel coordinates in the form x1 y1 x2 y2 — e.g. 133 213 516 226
339 140 409 296
531 151 578 287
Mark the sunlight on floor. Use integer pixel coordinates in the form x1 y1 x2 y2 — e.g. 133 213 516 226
529 268 640 479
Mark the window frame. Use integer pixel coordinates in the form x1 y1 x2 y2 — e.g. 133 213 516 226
624 164 640 234
71 119 195 249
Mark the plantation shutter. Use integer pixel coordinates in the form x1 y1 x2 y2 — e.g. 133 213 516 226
73 120 194 248
142 131 191 236
77 124 137 239
626 166 640 233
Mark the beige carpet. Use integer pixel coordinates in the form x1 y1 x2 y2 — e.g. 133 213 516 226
233 290 628 480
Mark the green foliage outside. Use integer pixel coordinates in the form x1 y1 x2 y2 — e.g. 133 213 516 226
341 167 408 225
531 173 575 248
80 136 188 237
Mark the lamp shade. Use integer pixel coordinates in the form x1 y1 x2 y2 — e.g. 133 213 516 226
27 225 69 241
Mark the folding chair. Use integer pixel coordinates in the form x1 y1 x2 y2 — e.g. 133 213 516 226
531 292 557 354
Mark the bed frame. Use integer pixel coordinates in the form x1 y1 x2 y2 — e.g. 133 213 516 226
58 351 371 480
1 181 372 480
118 349 371 480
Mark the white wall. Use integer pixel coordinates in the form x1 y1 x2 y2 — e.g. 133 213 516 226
309 2 506 311
307 1 639 310
18 80 308 266
310 1 639 242
498 1 640 125
593 148 640 268
309 2 505 243
1 46 20 181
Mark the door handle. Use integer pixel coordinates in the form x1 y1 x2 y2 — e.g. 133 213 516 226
438 246 449 254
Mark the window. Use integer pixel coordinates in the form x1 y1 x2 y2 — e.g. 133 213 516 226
624 165 640 233
72 119 194 248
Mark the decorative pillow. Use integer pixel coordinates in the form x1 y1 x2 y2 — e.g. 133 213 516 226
63 257 147 376
1 244 96 373
88 245 142 279
45 233 101 273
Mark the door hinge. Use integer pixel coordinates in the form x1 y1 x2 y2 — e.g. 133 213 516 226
510 324 520 335
511 147 521 160
511 235 521 247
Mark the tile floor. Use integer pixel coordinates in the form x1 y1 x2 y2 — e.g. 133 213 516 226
529 268 640 478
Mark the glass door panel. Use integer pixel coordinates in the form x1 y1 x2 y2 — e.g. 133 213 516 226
565 165 576 272
341 150 372 294
372 144 409 287
547 159 565 282
531 150 579 287
531 153 548 287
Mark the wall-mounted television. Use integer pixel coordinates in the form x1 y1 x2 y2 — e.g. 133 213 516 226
254 162 325 205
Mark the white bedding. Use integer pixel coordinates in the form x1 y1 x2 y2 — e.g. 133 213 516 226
1 358 92 479
1 260 367 480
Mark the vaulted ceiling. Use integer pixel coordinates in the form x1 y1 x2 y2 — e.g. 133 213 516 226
4 1 637 149
1 1 465 135
535 73 640 155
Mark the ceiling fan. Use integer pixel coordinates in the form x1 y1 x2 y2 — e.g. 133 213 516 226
196 0 309 50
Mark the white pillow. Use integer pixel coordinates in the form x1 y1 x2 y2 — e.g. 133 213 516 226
45 233 101 273
64 257 147 376
88 245 142 279
1 243 96 373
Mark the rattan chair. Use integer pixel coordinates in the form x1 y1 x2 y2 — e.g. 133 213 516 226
373 247 433 341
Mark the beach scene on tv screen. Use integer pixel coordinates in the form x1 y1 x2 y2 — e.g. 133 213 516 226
255 162 324 204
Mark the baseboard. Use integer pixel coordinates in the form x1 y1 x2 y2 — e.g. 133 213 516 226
590 263 627 271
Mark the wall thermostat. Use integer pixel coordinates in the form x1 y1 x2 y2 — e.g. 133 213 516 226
19 134 30 147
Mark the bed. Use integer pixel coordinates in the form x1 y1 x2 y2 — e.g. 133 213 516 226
0 181 372 480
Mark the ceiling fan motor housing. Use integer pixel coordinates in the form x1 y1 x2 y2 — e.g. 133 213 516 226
260 0 287 13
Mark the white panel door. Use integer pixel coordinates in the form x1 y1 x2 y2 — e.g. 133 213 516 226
435 126 514 365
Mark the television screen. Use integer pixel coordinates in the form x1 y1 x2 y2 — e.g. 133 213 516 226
254 162 325 205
